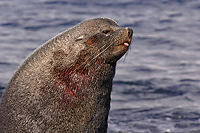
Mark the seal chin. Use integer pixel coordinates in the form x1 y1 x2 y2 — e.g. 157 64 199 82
107 41 131 63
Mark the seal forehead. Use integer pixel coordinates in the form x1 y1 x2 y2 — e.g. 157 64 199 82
80 18 119 31
85 18 118 26
93 18 118 26
71 18 119 43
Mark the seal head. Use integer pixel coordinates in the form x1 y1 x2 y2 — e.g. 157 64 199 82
0 18 133 132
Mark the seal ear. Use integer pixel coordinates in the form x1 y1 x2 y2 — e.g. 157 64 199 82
75 34 90 42
75 35 84 41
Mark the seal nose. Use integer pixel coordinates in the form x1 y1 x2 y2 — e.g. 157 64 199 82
127 28 133 38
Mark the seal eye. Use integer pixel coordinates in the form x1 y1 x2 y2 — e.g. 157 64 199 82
102 30 111 34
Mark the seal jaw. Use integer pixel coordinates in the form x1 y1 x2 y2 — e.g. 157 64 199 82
113 28 133 48
107 28 133 63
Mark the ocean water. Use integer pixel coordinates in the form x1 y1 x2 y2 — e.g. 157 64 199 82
1 0 200 132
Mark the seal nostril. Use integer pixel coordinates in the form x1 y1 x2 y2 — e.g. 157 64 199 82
127 28 133 38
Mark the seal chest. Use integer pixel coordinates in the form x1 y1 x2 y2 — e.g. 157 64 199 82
0 18 133 132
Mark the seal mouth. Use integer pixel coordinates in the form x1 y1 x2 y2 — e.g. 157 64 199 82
115 39 131 47
123 41 130 47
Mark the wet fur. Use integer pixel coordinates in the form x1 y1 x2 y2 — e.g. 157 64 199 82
0 18 133 132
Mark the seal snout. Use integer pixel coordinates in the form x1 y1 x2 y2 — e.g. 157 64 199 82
127 28 133 39
122 28 133 47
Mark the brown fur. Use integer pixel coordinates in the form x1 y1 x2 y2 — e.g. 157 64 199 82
0 18 133 132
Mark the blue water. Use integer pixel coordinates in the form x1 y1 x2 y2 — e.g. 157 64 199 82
1 0 200 132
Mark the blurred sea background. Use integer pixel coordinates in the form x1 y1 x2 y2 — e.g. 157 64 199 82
1 0 200 132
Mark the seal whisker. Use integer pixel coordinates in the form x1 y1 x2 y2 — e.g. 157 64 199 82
83 42 114 69
74 41 114 71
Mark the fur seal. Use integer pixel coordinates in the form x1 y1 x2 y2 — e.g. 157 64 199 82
0 18 133 132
